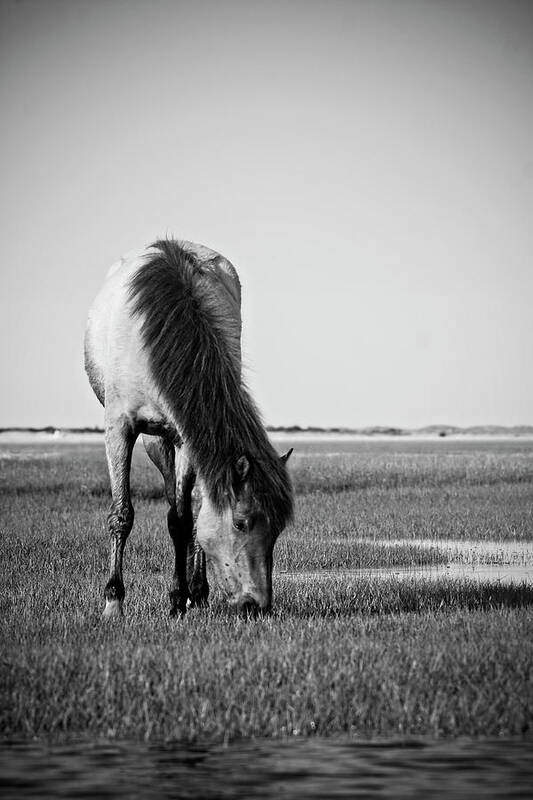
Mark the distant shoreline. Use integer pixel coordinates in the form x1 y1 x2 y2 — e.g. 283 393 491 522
1 424 533 445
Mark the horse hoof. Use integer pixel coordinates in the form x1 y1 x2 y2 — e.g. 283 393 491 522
103 599 123 619
188 597 209 609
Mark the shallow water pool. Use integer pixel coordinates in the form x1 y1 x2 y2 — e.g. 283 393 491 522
279 562 533 585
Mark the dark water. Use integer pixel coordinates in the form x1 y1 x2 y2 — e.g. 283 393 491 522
1 738 532 799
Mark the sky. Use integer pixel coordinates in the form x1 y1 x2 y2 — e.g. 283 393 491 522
1 0 532 429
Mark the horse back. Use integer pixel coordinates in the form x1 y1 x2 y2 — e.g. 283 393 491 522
84 241 242 432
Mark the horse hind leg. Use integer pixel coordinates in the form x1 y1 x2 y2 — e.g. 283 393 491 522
103 415 137 618
142 435 196 617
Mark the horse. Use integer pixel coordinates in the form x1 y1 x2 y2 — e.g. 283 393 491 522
84 239 293 618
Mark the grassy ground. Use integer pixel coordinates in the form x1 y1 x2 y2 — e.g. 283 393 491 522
1 437 532 743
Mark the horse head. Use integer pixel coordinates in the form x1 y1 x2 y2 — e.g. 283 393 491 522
196 449 293 616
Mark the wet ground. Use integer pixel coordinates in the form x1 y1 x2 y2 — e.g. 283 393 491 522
1 737 532 799
279 538 533 586
279 562 533 585
357 538 533 565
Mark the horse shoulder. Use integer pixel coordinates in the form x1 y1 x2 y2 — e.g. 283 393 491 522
85 249 165 421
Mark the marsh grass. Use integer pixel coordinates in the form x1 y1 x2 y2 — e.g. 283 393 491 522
2 595 531 742
1 439 532 743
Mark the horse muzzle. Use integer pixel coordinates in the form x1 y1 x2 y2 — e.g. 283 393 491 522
232 593 271 618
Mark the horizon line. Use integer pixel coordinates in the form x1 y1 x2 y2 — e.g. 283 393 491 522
2 424 533 435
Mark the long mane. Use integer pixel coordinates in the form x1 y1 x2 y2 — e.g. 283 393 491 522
129 239 293 531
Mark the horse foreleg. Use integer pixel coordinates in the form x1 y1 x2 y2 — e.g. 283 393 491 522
168 446 197 617
142 435 195 617
103 416 136 618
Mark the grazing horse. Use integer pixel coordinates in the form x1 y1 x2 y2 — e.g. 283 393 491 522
85 239 293 618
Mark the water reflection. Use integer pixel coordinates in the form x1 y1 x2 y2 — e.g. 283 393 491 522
1 738 531 799
278 537 533 586
278 563 533 585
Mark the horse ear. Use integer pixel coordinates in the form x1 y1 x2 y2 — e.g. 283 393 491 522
280 448 293 464
234 455 250 482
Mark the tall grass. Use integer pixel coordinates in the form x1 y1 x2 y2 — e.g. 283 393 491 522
2 598 531 742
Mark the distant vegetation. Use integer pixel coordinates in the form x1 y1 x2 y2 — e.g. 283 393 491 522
2 424 533 436
0 426 105 434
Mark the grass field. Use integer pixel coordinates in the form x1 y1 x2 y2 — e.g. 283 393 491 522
1 436 532 743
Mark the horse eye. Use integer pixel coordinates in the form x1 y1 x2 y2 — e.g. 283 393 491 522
233 519 246 532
